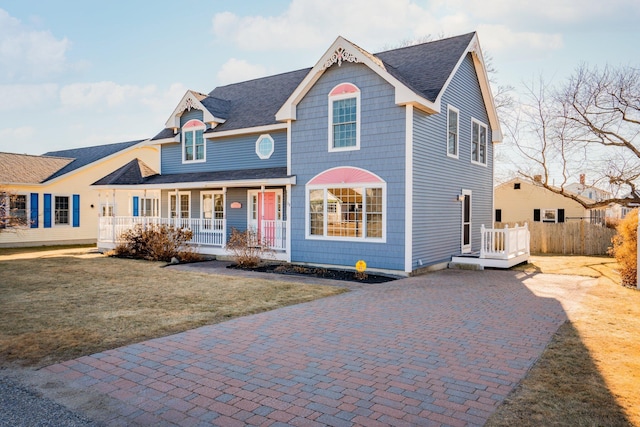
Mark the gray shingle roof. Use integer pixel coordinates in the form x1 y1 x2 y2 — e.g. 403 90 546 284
93 167 290 186
0 152 74 184
152 33 474 142
43 139 145 180
92 158 158 185
375 32 475 102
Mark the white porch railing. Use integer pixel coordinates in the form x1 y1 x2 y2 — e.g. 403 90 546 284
98 217 287 251
480 223 530 260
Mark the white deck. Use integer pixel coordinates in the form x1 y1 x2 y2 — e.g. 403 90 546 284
451 223 530 269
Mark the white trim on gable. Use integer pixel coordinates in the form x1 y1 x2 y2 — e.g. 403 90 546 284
164 90 226 130
275 36 439 122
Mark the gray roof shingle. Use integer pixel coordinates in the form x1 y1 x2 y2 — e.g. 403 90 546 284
0 153 74 184
43 139 145 180
92 158 158 185
93 167 290 186
151 33 475 142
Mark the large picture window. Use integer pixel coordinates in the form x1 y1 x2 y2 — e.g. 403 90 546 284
328 83 360 152
201 192 224 231
169 192 190 219
182 119 206 163
307 167 385 241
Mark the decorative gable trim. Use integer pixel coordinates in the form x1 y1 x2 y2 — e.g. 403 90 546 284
164 90 226 130
276 36 439 122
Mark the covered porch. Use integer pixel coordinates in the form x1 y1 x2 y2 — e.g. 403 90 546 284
93 166 295 260
451 223 530 269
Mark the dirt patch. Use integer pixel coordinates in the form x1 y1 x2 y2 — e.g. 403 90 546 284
228 263 398 284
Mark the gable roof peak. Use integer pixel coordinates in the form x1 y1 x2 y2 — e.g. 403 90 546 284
165 90 227 129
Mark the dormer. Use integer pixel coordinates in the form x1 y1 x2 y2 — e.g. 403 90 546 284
164 90 228 134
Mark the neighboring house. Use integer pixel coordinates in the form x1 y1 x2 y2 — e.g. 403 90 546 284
96 33 507 275
494 178 606 225
0 141 159 247
565 175 626 221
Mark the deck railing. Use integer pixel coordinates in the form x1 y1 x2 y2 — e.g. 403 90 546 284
98 217 286 251
480 223 530 260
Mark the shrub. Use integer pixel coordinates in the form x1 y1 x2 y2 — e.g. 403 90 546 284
113 224 201 262
225 227 272 268
609 209 638 287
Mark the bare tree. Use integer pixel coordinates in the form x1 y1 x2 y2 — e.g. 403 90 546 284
507 64 640 209
0 188 30 232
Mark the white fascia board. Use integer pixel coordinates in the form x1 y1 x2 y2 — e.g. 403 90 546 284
435 33 502 143
151 135 180 145
94 176 297 191
276 36 440 121
203 123 288 139
164 90 224 129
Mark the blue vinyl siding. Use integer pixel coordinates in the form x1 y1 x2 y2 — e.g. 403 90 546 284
289 62 406 272
180 109 204 127
411 54 494 269
30 193 38 228
43 194 52 228
72 194 80 227
225 188 249 238
161 131 287 174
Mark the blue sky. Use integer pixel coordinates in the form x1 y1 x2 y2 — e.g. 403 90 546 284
1 0 638 156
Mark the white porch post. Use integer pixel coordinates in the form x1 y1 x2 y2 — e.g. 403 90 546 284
174 188 179 227
286 184 292 262
111 189 116 242
223 187 227 246
260 185 265 241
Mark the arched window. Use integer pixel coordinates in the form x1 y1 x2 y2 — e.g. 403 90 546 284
182 119 206 163
306 167 385 241
328 83 360 152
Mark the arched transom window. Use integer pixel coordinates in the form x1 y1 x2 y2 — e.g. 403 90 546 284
306 167 385 241
182 119 206 163
328 83 360 152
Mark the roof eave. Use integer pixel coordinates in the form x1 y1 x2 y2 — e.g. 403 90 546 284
93 175 297 190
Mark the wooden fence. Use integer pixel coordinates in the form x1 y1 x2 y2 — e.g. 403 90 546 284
496 221 616 255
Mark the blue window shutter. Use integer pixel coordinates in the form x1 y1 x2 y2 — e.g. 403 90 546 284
30 193 39 228
43 194 52 228
72 194 80 227
133 196 139 217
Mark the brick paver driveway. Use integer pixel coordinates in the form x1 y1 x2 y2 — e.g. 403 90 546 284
39 269 593 426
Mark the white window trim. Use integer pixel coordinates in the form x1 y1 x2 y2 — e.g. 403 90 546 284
328 83 361 153
542 208 558 223
200 191 225 232
169 191 191 219
182 119 207 164
138 197 160 217
470 118 488 166
1 192 29 228
461 189 472 253
255 134 275 159
447 105 459 159
53 194 72 227
305 183 386 243
100 203 116 217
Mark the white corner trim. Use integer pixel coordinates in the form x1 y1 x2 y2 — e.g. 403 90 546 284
405 104 414 273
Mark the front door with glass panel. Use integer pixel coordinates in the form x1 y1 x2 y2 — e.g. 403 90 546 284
248 190 282 245
461 190 472 253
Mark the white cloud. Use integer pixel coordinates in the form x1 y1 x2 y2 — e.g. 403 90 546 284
0 9 71 81
477 24 563 57
216 59 268 85
59 82 157 109
0 83 58 111
0 126 36 141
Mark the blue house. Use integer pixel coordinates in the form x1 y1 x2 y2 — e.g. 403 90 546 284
96 33 526 275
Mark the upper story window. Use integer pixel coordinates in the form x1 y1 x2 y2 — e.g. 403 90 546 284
471 119 488 165
447 106 459 158
182 119 206 163
328 83 360 152
256 134 275 159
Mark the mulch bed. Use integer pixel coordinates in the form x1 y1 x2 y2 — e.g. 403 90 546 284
228 263 398 284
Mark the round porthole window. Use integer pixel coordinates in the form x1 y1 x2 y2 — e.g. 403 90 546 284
256 134 274 159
